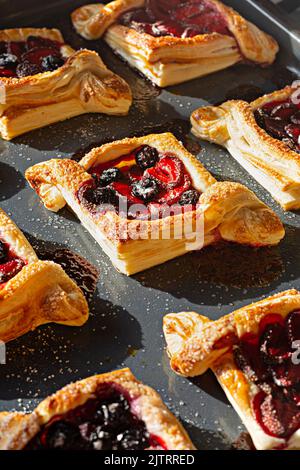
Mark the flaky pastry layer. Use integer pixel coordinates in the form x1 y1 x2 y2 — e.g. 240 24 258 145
191 85 300 210
0 27 132 140
163 289 300 450
0 368 195 450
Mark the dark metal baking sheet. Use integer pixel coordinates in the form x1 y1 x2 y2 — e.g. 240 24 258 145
0 0 299 450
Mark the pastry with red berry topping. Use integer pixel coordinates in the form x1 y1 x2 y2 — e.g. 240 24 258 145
25 132 284 275
191 84 300 210
0 368 195 450
71 0 278 87
0 207 88 343
163 289 300 450
0 28 131 140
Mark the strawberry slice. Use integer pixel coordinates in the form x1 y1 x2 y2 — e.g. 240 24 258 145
158 173 191 204
146 155 183 188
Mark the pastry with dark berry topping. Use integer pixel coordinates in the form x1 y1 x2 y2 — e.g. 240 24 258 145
164 289 300 450
0 28 132 140
26 133 284 275
0 207 88 343
0 369 195 450
191 84 300 210
72 0 278 87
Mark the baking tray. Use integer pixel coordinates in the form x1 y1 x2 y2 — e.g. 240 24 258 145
0 0 299 450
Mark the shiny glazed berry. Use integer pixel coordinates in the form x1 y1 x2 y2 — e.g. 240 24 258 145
135 145 159 170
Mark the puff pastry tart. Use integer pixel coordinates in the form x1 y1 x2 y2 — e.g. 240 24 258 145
164 289 300 450
191 84 300 210
0 368 195 450
0 207 89 343
25 132 284 275
71 0 278 87
0 28 132 140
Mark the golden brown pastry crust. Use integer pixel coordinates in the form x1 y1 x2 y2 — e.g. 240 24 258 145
0 28 132 140
0 208 89 343
191 85 300 210
0 368 195 450
71 1 278 86
163 290 300 450
25 133 284 275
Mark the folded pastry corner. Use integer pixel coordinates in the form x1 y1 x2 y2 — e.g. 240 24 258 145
25 133 284 275
191 84 300 210
163 289 300 450
0 27 132 140
72 0 278 87
0 207 89 343
0 368 195 450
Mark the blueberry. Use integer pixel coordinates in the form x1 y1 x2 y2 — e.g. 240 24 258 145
41 55 64 72
94 168 123 186
16 61 42 78
0 53 18 67
45 421 82 450
135 145 159 170
179 189 200 206
0 240 8 264
132 177 160 202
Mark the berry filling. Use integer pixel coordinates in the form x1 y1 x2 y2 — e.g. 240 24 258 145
0 239 25 285
254 98 300 153
233 312 300 440
77 145 201 220
119 0 231 38
24 384 166 450
0 36 65 78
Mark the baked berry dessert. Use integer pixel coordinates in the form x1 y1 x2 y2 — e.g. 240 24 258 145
0 28 132 140
191 84 300 210
0 207 88 343
0 369 195 450
25 133 284 276
163 289 300 450
72 0 278 86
